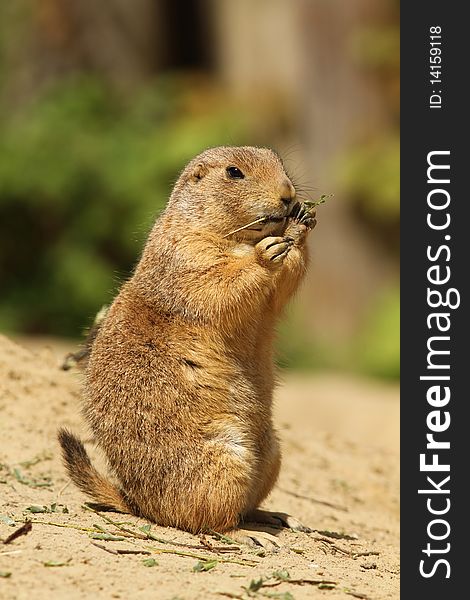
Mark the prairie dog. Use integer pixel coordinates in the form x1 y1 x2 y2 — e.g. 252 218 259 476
59 146 316 534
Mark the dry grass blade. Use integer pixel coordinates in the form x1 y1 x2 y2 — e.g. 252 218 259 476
90 533 127 541
43 559 72 567
207 530 240 545
84 505 242 553
278 487 348 512
286 578 338 586
19 452 52 468
313 536 352 556
91 542 119 555
304 193 333 208
313 529 358 541
116 548 152 555
12 467 52 488
222 217 267 238
139 523 174 544
81 507 258 564
19 519 102 534
84 505 195 546
312 535 379 559
82 505 147 539
343 589 372 599
200 539 241 554
147 545 258 567
233 570 338 600
222 195 329 239
18 512 256 566
91 542 151 556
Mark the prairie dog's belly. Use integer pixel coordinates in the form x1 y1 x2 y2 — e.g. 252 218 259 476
88 340 266 405
85 306 275 444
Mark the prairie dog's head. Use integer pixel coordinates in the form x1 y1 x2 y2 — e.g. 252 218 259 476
167 146 296 241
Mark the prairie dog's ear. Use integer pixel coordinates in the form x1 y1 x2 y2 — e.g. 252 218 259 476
190 162 208 182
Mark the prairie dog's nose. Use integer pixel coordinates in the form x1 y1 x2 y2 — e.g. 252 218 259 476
280 179 296 206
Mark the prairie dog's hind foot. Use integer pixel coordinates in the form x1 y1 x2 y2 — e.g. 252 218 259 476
223 527 282 551
242 508 312 533
221 509 312 552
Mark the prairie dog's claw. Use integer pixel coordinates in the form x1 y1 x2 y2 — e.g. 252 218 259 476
289 202 302 220
285 202 317 241
290 203 316 224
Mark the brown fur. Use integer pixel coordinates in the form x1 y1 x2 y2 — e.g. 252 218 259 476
58 146 315 534
58 429 130 512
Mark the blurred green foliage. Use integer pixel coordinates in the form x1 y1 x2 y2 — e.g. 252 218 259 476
354 286 399 379
0 2 400 380
340 20 399 378
278 287 399 380
0 77 246 334
341 134 399 222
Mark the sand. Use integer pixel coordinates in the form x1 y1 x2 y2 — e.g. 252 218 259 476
0 334 399 599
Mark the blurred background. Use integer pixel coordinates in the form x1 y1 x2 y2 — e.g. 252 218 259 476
0 0 399 380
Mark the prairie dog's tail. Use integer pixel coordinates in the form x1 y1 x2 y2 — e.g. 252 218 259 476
58 428 130 513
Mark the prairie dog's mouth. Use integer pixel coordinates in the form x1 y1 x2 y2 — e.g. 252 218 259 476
247 214 286 231
223 212 289 239
266 215 286 223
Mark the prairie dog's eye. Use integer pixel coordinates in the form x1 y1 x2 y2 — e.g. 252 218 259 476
226 166 245 180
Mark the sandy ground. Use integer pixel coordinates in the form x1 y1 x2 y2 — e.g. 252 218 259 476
0 334 399 600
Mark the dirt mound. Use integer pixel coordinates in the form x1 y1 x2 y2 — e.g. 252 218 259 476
0 335 399 599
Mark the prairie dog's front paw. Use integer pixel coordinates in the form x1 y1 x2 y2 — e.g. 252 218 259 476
255 236 294 268
285 202 317 243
